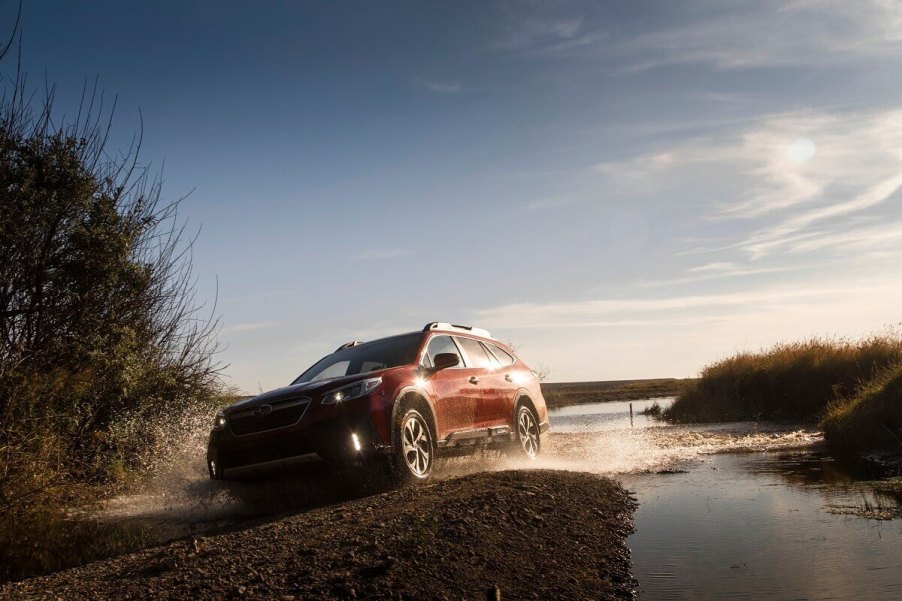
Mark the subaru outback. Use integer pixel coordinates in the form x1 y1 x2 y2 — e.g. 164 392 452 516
207 322 549 482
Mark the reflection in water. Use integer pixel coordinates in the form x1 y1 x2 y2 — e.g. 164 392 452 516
548 399 902 600
549 397 675 432
625 453 902 600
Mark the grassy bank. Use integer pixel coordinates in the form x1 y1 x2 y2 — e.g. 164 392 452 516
664 333 902 424
541 378 692 409
823 362 902 457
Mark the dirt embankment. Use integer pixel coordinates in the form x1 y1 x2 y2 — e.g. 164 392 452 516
1 470 637 601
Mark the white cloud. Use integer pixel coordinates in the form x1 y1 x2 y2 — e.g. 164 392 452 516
598 108 902 260
418 80 462 95
352 248 410 261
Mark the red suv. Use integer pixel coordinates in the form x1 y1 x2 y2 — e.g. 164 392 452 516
207 322 549 482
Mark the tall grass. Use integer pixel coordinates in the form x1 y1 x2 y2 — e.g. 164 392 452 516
822 362 902 456
664 332 902 423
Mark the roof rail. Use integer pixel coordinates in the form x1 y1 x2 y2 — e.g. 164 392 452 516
334 340 363 352
423 322 494 340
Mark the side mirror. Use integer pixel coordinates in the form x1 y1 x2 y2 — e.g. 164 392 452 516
432 353 460 371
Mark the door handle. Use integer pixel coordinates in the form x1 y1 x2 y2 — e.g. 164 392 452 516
504 374 513 382
469 376 479 384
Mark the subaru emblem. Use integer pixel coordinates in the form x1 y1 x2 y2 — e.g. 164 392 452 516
253 404 272 417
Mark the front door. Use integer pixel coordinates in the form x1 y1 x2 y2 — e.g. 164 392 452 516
422 335 477 437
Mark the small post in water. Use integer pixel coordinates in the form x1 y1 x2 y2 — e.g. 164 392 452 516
630 403 634 427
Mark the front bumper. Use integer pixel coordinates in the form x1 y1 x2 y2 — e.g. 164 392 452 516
207 412 385 474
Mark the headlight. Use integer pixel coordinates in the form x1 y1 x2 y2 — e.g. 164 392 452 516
321 377 382 404
213 410 227 430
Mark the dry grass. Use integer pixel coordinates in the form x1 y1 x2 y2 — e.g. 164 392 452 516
664 331 902 424
541 378 691 409
822 362 902 456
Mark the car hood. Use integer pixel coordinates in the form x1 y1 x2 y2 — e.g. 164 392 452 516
225 374 368 412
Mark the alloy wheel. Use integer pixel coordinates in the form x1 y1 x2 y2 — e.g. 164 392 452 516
518 407 540 458
402 412 432 477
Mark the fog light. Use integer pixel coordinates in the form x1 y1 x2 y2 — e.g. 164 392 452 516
351 433 362 452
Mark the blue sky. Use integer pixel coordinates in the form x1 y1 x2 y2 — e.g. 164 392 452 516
8 1 902 390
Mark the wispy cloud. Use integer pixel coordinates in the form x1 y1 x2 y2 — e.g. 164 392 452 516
417 80 462 95
496 1 902 71
621 0 902 71
478 279 902 330
494 13 593 53
642 265 796 288
598 108 902 260
787 221 902 254
687 262 737 273
352 248 410 261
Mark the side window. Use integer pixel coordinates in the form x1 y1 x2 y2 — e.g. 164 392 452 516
361 360 385 373
424 335 463 368
486 343 516 366
455 337 493 369
479 342 501 368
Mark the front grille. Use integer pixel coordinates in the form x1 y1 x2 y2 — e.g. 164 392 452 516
229 397 311 436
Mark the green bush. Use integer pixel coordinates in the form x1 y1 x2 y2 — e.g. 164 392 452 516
664 333 902 423
822 362 902 456
0 53 222 518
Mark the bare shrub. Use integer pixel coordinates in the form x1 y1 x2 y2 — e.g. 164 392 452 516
0 20 222 519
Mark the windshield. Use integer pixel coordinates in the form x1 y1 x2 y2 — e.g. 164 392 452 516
291 332 423 385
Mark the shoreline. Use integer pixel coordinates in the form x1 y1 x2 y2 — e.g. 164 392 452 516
541 378 692 409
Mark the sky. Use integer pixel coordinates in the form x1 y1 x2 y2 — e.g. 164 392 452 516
6 1 902 391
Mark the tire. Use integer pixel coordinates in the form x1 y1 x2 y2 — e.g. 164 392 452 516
391 408 435 483
513 404 541 459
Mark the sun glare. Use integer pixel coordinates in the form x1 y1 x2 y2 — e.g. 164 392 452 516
787 137 817 164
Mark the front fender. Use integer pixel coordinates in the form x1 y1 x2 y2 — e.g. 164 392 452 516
388 384 438 449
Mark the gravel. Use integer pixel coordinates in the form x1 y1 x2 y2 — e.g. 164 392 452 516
1 470 637 600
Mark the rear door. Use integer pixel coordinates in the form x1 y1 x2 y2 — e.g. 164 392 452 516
483 341 520 424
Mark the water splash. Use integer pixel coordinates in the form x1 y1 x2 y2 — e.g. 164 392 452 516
93 398 823 523
439 424 823 479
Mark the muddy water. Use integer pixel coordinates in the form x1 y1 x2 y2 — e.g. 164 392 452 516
548 400 902 600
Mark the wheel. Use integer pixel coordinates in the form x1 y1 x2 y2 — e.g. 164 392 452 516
392 408 435 483
514 404 541 459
